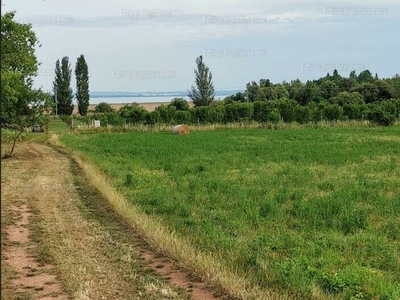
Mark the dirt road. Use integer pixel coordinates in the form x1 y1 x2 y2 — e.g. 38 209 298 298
1 142 226 299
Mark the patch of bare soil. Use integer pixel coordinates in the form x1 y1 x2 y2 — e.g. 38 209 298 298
1 146 68 300
1 142 230 300
2 204 67 299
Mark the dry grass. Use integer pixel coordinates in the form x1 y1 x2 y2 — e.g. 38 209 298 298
73 119 377 135
1 141 187 300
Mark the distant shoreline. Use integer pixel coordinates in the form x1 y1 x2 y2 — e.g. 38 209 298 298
73 101 195 114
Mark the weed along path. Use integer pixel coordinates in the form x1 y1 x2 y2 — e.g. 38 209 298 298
1 142 227 300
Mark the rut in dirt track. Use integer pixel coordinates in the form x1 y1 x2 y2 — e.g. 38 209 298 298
1 142 231 300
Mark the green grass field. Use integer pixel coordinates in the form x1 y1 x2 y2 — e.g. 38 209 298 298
61 127 400 299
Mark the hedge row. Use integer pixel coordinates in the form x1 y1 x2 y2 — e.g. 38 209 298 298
74 98 400 127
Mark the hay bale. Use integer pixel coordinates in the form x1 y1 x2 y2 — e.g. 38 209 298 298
172 124 190 134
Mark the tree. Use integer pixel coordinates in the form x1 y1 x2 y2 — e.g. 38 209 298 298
155 105 176 124
255 88 267 102
246 81 259 102
303 81 321 104
358 70 374 83
330 91 365 106
53 56 74 115
168 98 189 111
319 79 339 100
368 107 395 126
119 103 146 124
289 79 306 104
1 11 51 157
94 102 114 113
188 55 215 106
75 54 90 116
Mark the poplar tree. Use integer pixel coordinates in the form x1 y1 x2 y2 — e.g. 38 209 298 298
53 56 74 115
75 54 90 116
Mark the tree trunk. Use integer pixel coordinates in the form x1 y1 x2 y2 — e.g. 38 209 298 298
9 130 23 157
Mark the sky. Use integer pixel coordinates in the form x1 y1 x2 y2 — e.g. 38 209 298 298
3 0 400 94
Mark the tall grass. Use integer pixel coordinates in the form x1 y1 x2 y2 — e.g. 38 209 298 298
73 119 375 135
60 126 400 299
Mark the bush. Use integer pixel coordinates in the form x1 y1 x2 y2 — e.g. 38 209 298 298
253 101 278 123
206 105 226 124
191 106 209 124
173 110 192 124
295 106 312 124
94 102 114 113
368 108 395 126
322 104 343 121
155 105 176 124
168 98 189 111
268 109 281 124
224 102 253 123
277 98 298 123
343 104 369 120
94 112 123 126
119 103 147 124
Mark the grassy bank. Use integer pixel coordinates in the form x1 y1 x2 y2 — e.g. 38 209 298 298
60 126 400 299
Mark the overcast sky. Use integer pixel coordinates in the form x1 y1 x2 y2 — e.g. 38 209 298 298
3 0 400 93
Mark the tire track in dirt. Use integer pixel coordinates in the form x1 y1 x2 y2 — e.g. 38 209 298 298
3 204 68 299
1 142 231 300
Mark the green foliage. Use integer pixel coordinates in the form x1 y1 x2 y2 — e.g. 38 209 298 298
173 110 192 124
93 112 124 126
79 96 399 128
294 105 312 124
343 103 369 120
253 101 280 123
118 103 147 124
206 105 226 124
330 91 365 106
320 79 340 100
190 106 209 124
246 81 259 102
94 102 114 113
277 98 298 123
62 127 400 298
53 56 74 115
188 56 215 106
224 102 253 123
368 107 395 126
358 70 374 83
125 173 134 186
154 104 176 124
224 92 246 103
168 98 189 111
322 104 344 121
1 11 51 156
75 54 90 116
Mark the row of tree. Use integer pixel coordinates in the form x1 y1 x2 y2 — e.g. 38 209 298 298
53 55 89 116
235 70 400 105
0 11 90 156
77 97 400 127
188 56 400 106
188 55 400 107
